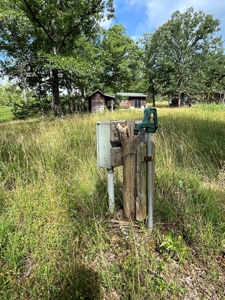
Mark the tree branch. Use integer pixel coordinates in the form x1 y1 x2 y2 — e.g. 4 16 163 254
20 0 53 43
58 0 102 52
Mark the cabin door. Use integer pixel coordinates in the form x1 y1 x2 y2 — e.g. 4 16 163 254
134 99 141 108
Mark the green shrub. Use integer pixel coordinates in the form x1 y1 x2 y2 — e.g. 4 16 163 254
12 97 52 119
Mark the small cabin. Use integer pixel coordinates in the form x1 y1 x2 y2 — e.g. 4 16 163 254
88 89 115 113
169 93 192 107
116 92 147 109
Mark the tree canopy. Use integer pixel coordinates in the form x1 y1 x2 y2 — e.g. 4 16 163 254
1 5 225 118
97 24 146 94
0 0 115 117
142 7 224 103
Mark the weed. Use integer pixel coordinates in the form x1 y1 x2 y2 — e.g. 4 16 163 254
159 231 190 262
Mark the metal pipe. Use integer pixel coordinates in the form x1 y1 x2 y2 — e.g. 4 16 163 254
107 168 115 214
147 133 153 229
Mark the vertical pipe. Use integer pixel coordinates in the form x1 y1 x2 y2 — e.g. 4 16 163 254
147 133 153 229
107 168 115 214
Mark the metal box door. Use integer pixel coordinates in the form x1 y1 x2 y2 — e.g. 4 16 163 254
96 121 111 168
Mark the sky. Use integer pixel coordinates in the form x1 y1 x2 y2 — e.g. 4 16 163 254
103 0 225 41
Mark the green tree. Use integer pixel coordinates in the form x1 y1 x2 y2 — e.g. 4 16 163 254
0 83 23 106
0 0 114 117
204 50 225 93
98 24 145 94
142 7 223 104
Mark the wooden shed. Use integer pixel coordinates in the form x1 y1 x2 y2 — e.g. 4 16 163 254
88 89 115 113
116 92 147 109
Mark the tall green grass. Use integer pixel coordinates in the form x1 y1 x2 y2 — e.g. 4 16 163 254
0 106 224 299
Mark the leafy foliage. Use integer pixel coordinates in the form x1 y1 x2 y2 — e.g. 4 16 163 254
12 96 52 119
0 84 22 106
97 24 146 94
0 0 115 117
142 7 224 100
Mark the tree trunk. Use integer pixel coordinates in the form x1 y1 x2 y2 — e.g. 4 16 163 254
81 87 86 112
22 88 27 104
51 69 63 117
51 14 63 118
67 88 74 114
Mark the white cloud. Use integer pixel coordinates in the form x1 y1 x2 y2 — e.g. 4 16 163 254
125 0 225 37
145 1 191 28
111 0 225 43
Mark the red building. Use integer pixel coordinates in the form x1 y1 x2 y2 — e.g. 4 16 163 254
116 92 148 109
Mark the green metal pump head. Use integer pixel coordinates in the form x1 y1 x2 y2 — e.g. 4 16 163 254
134 107 158 135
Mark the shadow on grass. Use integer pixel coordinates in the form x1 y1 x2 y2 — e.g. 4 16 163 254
55 264 101 300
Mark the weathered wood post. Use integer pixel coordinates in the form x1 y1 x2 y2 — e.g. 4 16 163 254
116 121 138 220
96 108 157 225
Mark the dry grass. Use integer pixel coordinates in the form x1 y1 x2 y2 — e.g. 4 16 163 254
0 104 225 299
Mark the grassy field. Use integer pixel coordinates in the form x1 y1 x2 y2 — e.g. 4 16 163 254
0 104 225 299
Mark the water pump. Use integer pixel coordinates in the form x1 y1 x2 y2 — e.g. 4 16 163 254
134 107 158 135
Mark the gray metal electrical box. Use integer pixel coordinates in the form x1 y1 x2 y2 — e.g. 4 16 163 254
96 121 124 169
96 121 111 168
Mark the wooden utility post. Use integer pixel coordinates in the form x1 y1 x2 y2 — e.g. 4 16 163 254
117 121 139 220
97 114 156 223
